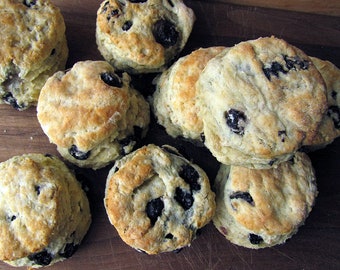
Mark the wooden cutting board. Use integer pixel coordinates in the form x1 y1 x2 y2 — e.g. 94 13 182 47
0 1 339 269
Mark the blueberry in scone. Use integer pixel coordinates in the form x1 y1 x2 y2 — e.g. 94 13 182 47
0 0 68 110
196 36 327 169
96 0 195 73
303 57 340 150
0 154 91 268
37 60 150 169
104 144 215 254
152 47 226 141
213 152 317 248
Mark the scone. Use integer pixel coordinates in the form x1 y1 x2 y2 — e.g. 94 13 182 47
104 144 215 254
303 57 340 149
0 153 91 268
152 47 225 141
0 0 68 110
196 36 327 169
37 60 150 169
96 0 195 74
213 152 317 249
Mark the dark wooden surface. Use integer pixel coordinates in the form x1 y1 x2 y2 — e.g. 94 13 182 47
0 1 339 269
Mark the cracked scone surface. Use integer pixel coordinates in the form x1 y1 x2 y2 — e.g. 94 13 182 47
196 36 327 169
96 0 195 73
37 60 150 169
0 154 91 268
104 144 215 254
213 152 317 249
152 47 225 141
303 57 340 149
0 0 68 110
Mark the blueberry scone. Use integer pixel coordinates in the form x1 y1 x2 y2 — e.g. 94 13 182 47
303 57 340 150
196 36 327 169
37 60 150 169
152 47 225 141
96 0 195 74
104 144 215 254
213 152 317 249
0 154 91 268
0 0 68 110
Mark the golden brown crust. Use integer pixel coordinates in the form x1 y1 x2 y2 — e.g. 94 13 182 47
213 152 317 248
0 0 68 109
152 47 226 140
0 154 91 267
104 144 215 254
304 57 340 148
37 60 150 169
96 0 195 73
197 37 327 168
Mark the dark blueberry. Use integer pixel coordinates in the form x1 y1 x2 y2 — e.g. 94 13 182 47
59 243 79 258
174 187 193 210
173 248 183 253
268 158 278 166
107 9 120 21
28 250 52 266
230 191 254 206
23 0 36 8
100 72 123 88
128 0 147 3
2 92 23 110
179 164 201 191
167 0 174 7
263 61 287 80
7 215 16 222
69 145 91 160
225 109 247 135
165 233 174 239
331 90 337 100
146 197 164 225
152 19 179 48
288 155 295 164
327 105 340 129
35 185 41 195
278 130 287 142
248 233 263 245
122 21 133 31
284 55 309 71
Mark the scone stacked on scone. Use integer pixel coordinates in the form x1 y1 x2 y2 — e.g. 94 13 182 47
96 0 195 74
302 57 340 150
0 0 68 110
196 36 327 169
37 60 150 169
152 47 226 142
0 154 91 268
213 152 317 249
104 144 215 254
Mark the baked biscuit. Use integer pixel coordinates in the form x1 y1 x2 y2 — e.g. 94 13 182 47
96 0 195 74
104 144 215 254
213 152 317 249
37 60 150 169
196 37 327 168
0 0 68 110
152 47 225 141
303 57 340 149
0 153 91 268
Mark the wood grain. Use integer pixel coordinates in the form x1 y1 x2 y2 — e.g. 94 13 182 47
0 1 339 269
219 0 340 16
